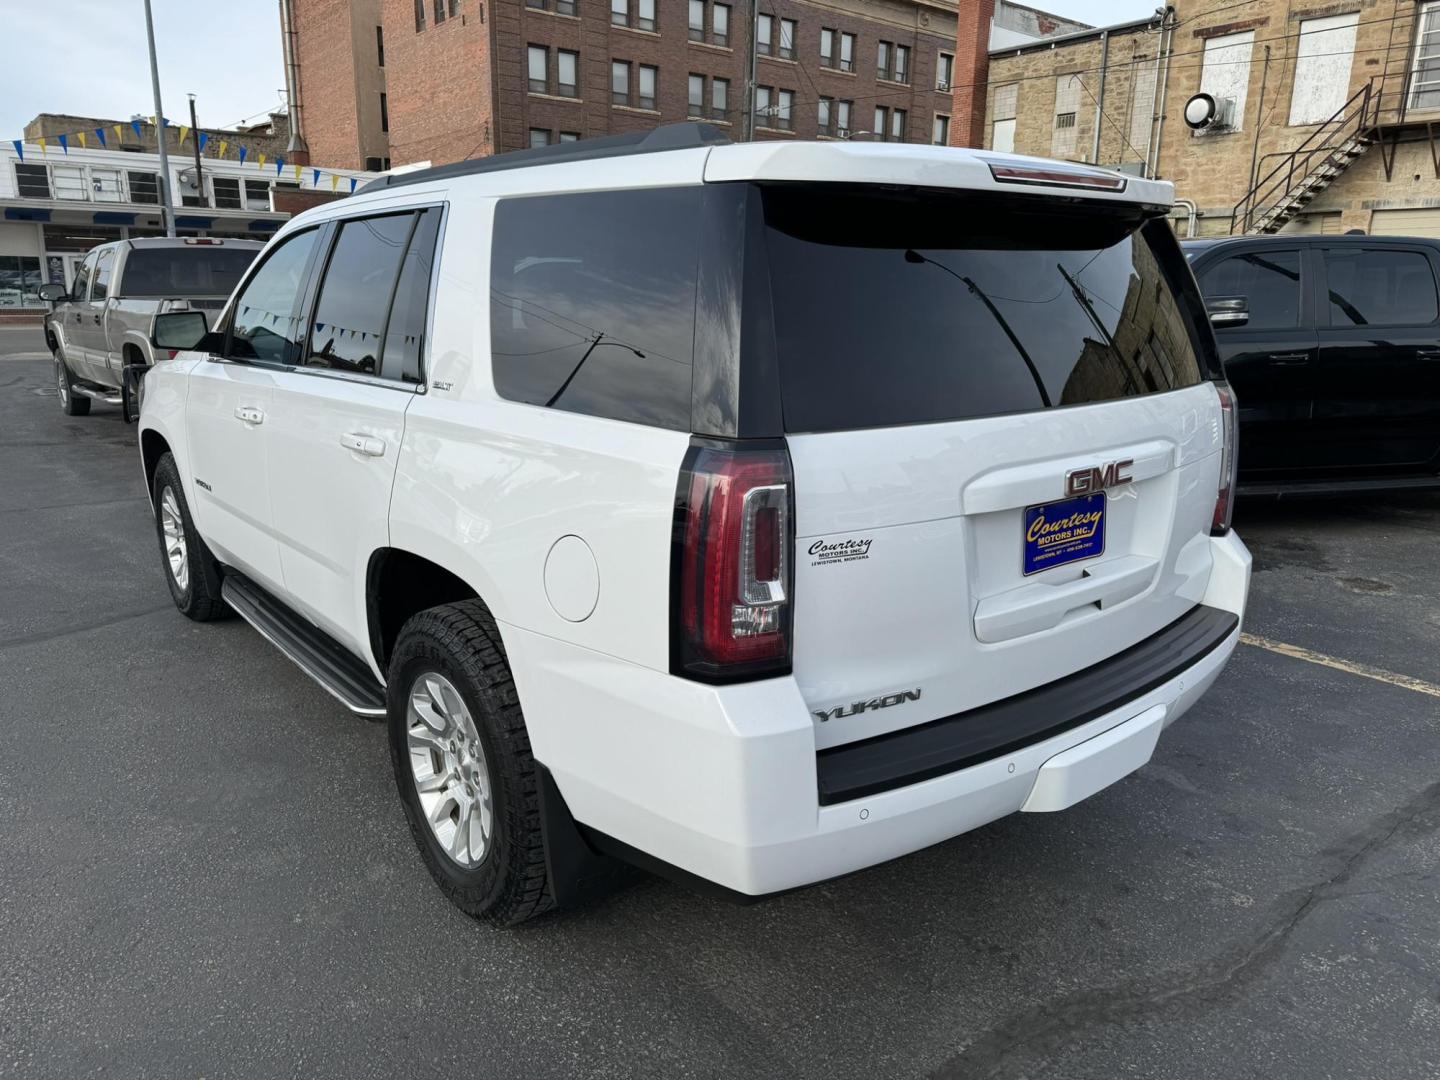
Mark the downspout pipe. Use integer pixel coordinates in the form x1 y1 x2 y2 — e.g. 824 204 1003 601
1092 29 1109 164
278 0 309 156
1148 6 1176 179
1173 198 1198 238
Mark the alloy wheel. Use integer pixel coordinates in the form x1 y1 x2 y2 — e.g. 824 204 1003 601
55 360 68 408
159 485 189 592
406 671 494 869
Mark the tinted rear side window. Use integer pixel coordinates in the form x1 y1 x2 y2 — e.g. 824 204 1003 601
759 186 1206 433
120 246 258 297
489 187 700 430
1322 247 1438 326
1198 249 1301 329
306 212 415 376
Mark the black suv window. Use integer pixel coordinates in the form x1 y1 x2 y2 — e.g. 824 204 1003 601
305 213 417 378
1322 247 1438 327
1197 249 1301 330
229 228 319 365
380 209 441 385
489 187 700 431
760 185 1206 433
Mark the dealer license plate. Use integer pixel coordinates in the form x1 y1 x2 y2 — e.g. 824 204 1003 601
1022 492 1106 576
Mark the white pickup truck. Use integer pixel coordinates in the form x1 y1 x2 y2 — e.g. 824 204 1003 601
40 236 261 416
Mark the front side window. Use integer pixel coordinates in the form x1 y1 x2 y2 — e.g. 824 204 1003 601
91 248 115 299
381 209 442 384
1323 248 1439 326
229 229 319 365
761 186 1207 432
306 214 415 376
490 187 700 430
72 252 96 300
1198 249 1301 329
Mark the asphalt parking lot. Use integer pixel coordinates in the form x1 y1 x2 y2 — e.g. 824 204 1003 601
2 324 1438 1079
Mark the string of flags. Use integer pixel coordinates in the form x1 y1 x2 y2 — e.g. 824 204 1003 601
237 304 419 347
9 115 361 193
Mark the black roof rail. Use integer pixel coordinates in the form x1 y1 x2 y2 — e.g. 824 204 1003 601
364 122 732 193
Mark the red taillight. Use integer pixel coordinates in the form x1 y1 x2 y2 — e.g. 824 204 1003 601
1212 382 1237 535
672 442 794 682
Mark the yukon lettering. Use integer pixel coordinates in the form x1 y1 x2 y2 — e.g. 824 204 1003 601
813 688 922 723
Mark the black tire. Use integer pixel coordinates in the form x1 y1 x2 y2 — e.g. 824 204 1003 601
387 601 554 927
55 352 90 416
151 452 229 622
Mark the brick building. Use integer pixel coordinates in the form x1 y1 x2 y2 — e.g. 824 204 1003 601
292 0 393 170
295 0 1080 165
963 0 1440 238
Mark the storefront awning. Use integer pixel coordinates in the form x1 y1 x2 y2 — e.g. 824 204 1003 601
174 216 214 229
92 212 137 226
4 208 50 222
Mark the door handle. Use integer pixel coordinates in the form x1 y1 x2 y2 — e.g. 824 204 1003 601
1267 352 1311 365
341 432 386 457
92 314 102 324
234 405 265 425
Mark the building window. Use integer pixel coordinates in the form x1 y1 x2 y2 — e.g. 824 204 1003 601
0 256 43 309
15 163 50 199
212 176 241 209
836 99 852 136
758 86 793 130
874 106 906 141
713 3 729 47
528 0 573 11
689 74 705 117
379 92 389 133
712 77 729 120
689 74 728 120
757 13 772 55
50 165 87 201
839 31 854 72
612 60 632 105
434 0 445 24
560 131 580 142
449 0 460 13
992 82 1018 153
778 18 796 60
937 51 953 91
377 25 385 66
638 0 655 31
90 168 123 202
530 128 552 148
414 0 425 31
529 45 549 93
557 49 579 97
364 156 392 171
244 179 271 211
820 27 834 66
1052 74 1081 156
933 114 950 145
875 42 908 83
611 0 626 25
1288 13 1359 124
1197 30 1255 135
638 65 658 110
128 170 161 204
1414 3 1440 109
689 0 704 40
610 0 656 31
818 96 832 135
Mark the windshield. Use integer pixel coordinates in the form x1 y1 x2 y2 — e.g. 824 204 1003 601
760 185 1208 433
120 246 258 298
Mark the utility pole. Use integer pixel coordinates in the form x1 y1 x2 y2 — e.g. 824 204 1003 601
744 0 760 140
188 93 206 207
142 0 176 236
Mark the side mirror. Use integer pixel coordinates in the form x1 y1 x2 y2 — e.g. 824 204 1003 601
36 283 68 304
1207 296 1249 328
152 310 211 352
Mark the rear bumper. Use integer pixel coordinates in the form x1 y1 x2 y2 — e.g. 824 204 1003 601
507 531 1251 897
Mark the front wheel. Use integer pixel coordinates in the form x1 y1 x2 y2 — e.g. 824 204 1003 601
55 353 90 417
151 452 228 621
387 601 554 927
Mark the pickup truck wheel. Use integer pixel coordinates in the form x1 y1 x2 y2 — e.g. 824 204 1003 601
151 453 228 622
55 355 90 416
387 601 554 927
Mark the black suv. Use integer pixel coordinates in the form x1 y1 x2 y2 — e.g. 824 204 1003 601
1186 234 1440 495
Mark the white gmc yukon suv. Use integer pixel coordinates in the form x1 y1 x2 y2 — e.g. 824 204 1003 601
137 125 1251 925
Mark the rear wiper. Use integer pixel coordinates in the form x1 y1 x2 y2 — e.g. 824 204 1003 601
905 249 1052 408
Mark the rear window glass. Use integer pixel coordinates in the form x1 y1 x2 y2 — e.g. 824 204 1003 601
489 187 700 431
1322 247 1438 326
760 186 1206 433
121 246 258 298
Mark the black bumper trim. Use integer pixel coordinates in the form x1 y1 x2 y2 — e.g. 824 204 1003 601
815 605 1239 806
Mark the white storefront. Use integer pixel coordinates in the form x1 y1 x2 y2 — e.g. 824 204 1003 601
0 145 371 312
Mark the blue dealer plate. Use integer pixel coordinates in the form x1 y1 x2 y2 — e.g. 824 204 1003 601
1022 492 1106 576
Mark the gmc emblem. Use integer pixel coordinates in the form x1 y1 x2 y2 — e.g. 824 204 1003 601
1066 459 1134 496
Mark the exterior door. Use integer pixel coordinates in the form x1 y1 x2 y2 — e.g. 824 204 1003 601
60 251 97 374
1196 245 1319 479
266 208 438 662
83 247 117 381
1312 243 1440 473
185 226 324 592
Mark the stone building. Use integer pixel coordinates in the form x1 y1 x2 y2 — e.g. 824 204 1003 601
963 0 1440 237
24 112 295 166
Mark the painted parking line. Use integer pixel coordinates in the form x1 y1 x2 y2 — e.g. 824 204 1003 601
1241 632 1440 699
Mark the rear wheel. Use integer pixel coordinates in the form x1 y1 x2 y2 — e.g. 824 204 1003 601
55 352 89 417
387 601 554 927
151 452 228 621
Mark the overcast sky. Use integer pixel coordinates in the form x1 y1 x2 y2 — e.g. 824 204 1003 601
1045 0 1160 27
0 0 286 140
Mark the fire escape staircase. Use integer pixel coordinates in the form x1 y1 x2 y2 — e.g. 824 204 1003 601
1232 5 1424 235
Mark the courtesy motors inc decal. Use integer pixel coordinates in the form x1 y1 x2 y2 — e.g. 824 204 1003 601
809 536 872 566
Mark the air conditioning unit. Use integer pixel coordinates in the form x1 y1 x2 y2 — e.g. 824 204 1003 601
1184 92 1236 133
